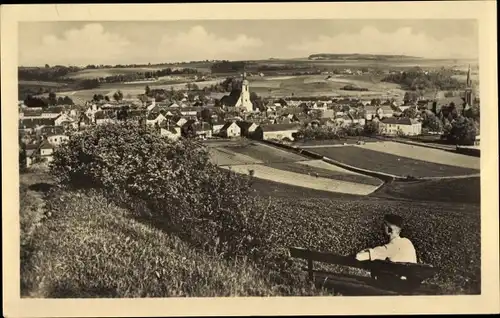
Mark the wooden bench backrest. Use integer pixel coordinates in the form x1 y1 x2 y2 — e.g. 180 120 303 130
290 247 437 281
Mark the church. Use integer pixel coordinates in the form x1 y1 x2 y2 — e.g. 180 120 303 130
219 72 254 113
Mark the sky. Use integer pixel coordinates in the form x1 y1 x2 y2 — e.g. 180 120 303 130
18 20 479 66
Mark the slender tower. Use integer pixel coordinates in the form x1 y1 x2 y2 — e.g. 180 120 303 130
464 64 473 107
236 67 253 113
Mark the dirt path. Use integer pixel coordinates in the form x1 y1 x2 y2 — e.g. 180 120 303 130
221 164 380 195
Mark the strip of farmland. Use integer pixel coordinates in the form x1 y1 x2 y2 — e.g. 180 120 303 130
356 141 480 170
309 146 479 177
221 164 380 195
225 142 309 164
265 160 383 186
208 147 263 166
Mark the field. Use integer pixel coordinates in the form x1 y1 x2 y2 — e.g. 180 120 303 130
247 74 405 98
358 141 480 170
207 140 382 195
66 67 174 79
307 144 480 178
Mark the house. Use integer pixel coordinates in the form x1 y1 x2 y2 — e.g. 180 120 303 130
47 133 69 146
38 140 55 163
376 106 394 119
95 111 115 125
194 122 213 139
54 113 75 127
38 125 65 138
253 123 301 141
211 119 227 135
24 143 40 168
364 106 377 120
146 113 167 126
160 123 182 141
19 118 57 133
172 116 188 128
219 121 241 138
180 107 199 116
379 117 422 136
236 121 259 137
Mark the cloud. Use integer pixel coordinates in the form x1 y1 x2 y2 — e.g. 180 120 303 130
20 23 131 66
287 26 478 59
156 26 264 62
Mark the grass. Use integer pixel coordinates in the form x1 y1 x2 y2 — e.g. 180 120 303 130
264 161 382 186
21 186 324 298
309 146 479 177
66 67 170 79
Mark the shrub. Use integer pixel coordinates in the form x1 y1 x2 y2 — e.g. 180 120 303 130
49 122 276 263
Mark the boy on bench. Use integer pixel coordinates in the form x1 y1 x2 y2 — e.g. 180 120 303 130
355 214 419 290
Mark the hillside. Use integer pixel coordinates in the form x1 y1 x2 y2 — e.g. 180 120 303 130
308 53 423 61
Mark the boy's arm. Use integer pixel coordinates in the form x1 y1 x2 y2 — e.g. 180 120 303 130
356 244 392 261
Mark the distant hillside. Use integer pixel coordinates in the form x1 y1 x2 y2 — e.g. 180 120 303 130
308 53 422 61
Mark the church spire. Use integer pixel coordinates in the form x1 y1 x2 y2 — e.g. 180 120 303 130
466 64 472 87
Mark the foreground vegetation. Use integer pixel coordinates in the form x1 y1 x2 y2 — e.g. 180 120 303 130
20 122 481 297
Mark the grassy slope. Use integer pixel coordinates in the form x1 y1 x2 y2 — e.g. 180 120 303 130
21 185 298 298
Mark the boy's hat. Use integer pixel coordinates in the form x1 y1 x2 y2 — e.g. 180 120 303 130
384 214 404 228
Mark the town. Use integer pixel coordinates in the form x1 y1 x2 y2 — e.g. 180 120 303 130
19 66 480 168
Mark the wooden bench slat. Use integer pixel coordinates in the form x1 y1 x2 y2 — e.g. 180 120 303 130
290 247 437 281
308 269 439 295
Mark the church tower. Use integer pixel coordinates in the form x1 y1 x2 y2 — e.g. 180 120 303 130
235 71 253 113
464 64 473 107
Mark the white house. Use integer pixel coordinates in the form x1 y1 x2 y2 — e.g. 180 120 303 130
47 134 69 146
160 126 182 141
253 124 300 141
219 121 241 138
54 113 74 126
379 117 422 136
38 140 55 163
236 121 259 137
146 113 167 126
211 119 226 135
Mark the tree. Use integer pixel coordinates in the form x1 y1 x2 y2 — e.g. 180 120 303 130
200 108 212 124
444 116 477 145
117 106 129 121
48 92 57 106
422 112 443 133
45 64 50 68
364 121 380 136
113 90 124 102
104 96 110 102
402 107 418 119
370 98 381 106
145 85 151 96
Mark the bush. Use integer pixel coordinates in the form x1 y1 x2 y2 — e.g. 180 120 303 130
49 122 276 263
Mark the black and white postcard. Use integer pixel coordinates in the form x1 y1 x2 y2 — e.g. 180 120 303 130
2 2 498 317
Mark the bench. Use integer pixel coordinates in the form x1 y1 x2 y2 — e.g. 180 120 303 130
289 247 439 296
